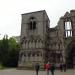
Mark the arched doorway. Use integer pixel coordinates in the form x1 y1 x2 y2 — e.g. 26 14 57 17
66 41 75 68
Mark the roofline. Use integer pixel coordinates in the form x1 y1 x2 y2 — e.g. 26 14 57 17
22 10 46 15
22 10 50 22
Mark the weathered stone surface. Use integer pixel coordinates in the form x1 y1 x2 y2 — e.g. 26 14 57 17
18 10 75 69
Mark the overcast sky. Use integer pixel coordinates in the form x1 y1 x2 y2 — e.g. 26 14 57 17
0 0 75 38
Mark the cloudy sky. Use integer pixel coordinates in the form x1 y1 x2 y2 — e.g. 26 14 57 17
0 0 75 38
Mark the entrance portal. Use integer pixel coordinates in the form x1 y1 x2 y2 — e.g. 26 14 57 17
66 42 75 68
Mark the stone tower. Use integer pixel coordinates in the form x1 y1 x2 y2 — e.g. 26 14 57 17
18 10 50 68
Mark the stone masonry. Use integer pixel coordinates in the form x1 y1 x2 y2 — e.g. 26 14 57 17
18 10 75 69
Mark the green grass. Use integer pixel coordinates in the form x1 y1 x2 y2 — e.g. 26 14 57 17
0 64 5 70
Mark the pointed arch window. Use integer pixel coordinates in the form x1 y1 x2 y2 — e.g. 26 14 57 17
64 21 72 37
28 17 36 30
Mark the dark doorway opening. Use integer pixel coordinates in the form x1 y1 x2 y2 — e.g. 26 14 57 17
66 46 75 69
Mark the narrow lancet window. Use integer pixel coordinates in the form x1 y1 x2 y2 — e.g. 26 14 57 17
65 21 72 37
28 17 36 30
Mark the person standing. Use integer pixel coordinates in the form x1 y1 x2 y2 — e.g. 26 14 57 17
35 63 40 75
60 63 63 72
63 63 66 72
45 62 51 75
50 64 56 75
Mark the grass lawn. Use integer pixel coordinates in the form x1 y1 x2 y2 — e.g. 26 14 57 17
0 64 5 70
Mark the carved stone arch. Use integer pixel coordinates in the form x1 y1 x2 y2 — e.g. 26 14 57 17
25 40 28 49
21 36 26 44
65 38 75 50
25 40 27 44
25 40 27 47
27 16 37 30
34 39 37 48
66 39 75 53
66 40 75 68
29 16 38 24
19 51 23 59
30 39 34 48
32 39 35 48
28 40 31 49
19 51 25 63
29 16 37 20
38 39 43 48
20 37 26 49
36 39 39 48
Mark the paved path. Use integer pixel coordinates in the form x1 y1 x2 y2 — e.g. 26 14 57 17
0 69 75 75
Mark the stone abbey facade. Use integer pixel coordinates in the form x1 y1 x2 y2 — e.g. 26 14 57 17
18 10 75 68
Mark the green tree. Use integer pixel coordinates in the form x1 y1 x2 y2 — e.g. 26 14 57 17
0 35 9 66
0 35 20 67
0 40 2 64
8 37 20 67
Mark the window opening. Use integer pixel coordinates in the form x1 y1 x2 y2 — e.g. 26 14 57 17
65 21 72 37
28 17 36 30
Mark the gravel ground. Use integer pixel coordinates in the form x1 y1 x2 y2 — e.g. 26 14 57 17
0 69 75 75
